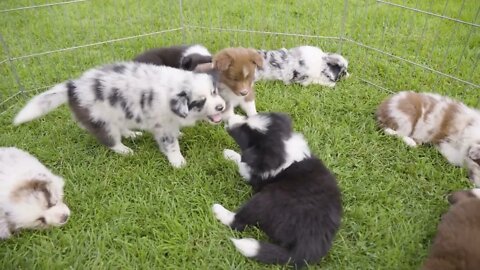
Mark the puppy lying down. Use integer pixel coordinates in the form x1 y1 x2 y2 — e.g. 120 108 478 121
422 189 480 270
212 113 342 268
255 45 349 87
0 147 70 239
14 62 226 168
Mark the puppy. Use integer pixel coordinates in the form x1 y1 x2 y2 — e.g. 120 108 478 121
0 147 70 239
255 46 349 87
195 47 263 118
13 62 226 168
133 44 212 71
376 91 480 186
422 189 480 270
212 113 342 268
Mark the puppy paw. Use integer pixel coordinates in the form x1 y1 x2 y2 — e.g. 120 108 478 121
212 203 234 226
168 153 187 168
124 131 143 139
111 144 134 155
226 114 246 129
383 128 397 136
402 137 418 147
223 149 241 162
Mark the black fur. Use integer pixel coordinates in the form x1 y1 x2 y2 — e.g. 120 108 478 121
93 78 104 101
226 112 342 268
67 81 114 147
169 91 190 118
133 45 211 71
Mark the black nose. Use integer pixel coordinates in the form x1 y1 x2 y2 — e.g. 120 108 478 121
215 104 224 112
60 214 69 224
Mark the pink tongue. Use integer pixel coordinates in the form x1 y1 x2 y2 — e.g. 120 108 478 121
211 114 222 122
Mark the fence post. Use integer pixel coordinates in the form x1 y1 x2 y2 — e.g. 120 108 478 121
0 33 25 98
179 0 186 44
339 0 348 53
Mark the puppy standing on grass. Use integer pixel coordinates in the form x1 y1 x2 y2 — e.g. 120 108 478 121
195 47 264 119
133 44 212 71
376 91 480 186
0 147 70 239
14 62 226 168
212 113 342 268
422 189 480 270
255 45 349 87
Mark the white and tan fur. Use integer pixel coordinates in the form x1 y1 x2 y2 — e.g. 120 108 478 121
376 91 480 186
0 147 70 239
195 47 263 120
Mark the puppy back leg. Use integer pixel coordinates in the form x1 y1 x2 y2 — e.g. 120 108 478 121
0 218 12 239
154 127 186 168
213 195 263 231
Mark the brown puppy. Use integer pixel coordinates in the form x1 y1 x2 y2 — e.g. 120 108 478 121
422 189 480 270
196 47 263 119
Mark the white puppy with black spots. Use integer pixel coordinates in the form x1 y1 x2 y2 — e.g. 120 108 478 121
0 147 70 239
14 62 226 168
255 45 349 87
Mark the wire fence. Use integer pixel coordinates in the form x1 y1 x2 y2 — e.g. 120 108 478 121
1 0 479 113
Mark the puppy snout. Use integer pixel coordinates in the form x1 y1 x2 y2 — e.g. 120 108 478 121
215 104 225 112
60 214 69 224
240 89 249 96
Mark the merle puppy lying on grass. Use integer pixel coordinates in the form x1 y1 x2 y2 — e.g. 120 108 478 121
14 62 226 168
212 113 342 268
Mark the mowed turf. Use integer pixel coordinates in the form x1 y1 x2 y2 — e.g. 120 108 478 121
0 0 479 269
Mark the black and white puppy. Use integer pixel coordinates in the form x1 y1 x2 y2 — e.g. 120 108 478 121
212 113 342 268
13 62 226 168
133 44 212 71
255 46 349 87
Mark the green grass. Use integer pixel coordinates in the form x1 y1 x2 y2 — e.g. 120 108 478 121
0 0 479 269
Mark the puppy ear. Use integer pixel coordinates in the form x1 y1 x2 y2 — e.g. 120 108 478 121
447 190 476 205
193 62 214 73
170 91 190 118
180 56 193 70
11 179 50 202
213 52 232 71
249 49 264 68
324 54 348 81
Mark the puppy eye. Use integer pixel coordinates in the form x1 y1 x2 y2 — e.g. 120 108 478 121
37 217 46 224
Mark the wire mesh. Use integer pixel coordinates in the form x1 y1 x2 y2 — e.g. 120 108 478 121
0 0 478 113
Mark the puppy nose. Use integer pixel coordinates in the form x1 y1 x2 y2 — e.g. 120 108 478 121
215 104 224 112
60 214 69 224
240 90 249 96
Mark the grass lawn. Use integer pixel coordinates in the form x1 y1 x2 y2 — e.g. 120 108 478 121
0 0 479 269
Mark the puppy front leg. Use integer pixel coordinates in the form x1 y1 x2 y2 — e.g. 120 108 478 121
212 204 247 231
224 149 251 181
154 130 186 168
0 218 12 239
240 100 257 116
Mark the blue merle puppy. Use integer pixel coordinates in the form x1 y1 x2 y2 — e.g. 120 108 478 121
212 113 342 268
14 62 226 168
255 45 349 87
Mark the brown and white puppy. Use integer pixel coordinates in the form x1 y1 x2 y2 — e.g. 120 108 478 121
376 91 480 186
0 147 70 239
195 47 263 119
422 189 480 270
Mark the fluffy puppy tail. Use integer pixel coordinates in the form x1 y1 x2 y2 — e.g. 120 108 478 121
13 82 69 125
231 238 305 267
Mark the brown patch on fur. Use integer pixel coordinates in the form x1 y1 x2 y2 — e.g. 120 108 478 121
11 180 52 207
396 92 425 136
212 47 263 100
193 62 213 73
422 193 480 270
431 102 461 144
376 97 398 130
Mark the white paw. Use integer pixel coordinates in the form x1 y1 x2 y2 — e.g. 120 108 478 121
168 153 187 168
111 144 134 155
226 114 246 128
124 131 143 139
223 149 240 162
212 203 234 226
402 137 418 147
230 238 260 257
384 128 397 135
